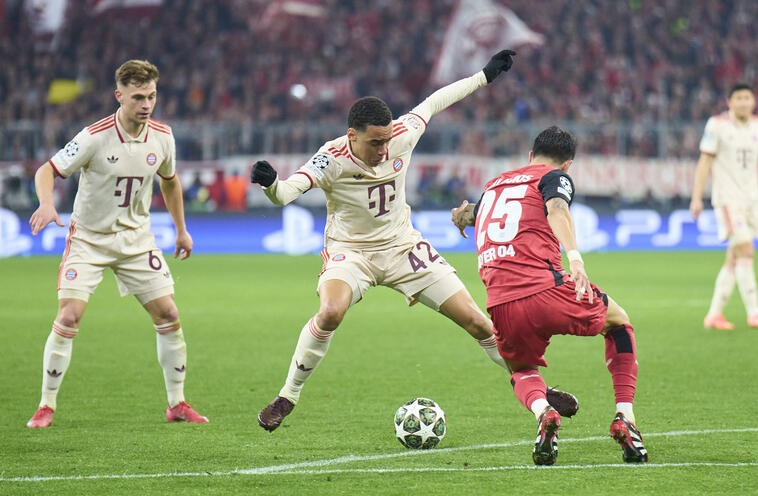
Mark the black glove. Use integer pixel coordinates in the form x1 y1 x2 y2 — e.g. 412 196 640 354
250 160 277 187
482 49 516 83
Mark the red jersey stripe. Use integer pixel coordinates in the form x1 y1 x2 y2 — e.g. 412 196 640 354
87 114 115 133
49 159 64 178
295 171 314 190
89 123 115 135
408 112 428 129
148 123 171 135
87 114 114 130
391 129 408 138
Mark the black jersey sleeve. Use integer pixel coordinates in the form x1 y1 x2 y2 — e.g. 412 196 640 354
538 169 575 206
473 192 485 218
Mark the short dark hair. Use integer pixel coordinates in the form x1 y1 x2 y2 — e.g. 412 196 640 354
532 126 577 163
728 82 754 98
348 96 392 131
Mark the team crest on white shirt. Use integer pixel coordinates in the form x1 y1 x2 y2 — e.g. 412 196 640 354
146 152 157 166
393 158 403 171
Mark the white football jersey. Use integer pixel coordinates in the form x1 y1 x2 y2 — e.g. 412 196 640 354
699 112 758 206
49 109 176 233
263 71 488 249
295 112 427 248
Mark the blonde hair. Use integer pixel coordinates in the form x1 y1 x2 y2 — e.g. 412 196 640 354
115 60 159 88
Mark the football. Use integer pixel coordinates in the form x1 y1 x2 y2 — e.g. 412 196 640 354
393 397 446 449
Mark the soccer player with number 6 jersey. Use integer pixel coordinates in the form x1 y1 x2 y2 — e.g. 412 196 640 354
251 50 579 432
26 60 207 428
452 126 648 465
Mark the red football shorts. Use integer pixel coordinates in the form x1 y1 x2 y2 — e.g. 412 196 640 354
488 281 608 367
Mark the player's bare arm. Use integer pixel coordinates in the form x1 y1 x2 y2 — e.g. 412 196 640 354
689 152 714 220
545 196 593 303
451 200 476 238
29 162 64 235
159 174 192 259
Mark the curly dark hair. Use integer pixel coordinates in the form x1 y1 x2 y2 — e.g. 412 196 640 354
347 96 392 131
532 126 577 163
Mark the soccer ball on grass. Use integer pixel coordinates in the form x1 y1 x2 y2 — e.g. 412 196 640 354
394 397 446 449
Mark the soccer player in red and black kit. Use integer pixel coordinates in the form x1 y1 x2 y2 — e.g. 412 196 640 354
452 126 648 465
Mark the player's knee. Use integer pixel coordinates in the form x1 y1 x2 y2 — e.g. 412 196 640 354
56 308 83 329
316 303 346 331
734 242 754 259
153 305 179 325
464 310 493 340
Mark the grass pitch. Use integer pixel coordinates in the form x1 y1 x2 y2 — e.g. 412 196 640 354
1 251 757 495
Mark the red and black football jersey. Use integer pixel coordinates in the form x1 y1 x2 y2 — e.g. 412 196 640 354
474 164 575 309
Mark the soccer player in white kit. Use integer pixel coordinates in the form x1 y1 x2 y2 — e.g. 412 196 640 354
691 83 758 330
26 60 208 428
252 50 578 431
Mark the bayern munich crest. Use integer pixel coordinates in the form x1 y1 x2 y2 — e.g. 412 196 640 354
332 254 346 262
146 152 157 166
65 268 77 280
393 158 403 171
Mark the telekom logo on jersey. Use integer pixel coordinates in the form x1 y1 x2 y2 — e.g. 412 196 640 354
114 176 144 207
368 180 396 217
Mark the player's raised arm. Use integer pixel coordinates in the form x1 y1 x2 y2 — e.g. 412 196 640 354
251 160 313 206
410 50 516 123
29 162 64 235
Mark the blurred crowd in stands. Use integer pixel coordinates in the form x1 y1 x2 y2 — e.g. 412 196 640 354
2 0 755 211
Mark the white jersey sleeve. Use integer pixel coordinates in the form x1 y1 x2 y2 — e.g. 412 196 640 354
410 71 488 123
157 133 177 179
49 128 96 178
699 117 718 155
263 150 341 205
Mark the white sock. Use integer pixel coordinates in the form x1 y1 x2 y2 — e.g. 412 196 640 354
735 258 758 316
155 322 186 408
279 317 333 404
40 322 77 410
616 402 635 424
707 265 735 316
530 398 550 420
477 335 511 372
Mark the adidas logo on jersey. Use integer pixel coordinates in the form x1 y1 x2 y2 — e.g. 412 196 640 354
107 155 119 164
353 174 365 180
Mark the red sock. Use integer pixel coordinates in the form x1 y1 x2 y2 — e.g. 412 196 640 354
604 324 638 404
510 369 547 412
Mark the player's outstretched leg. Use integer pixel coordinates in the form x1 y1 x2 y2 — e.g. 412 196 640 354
27 321 78 428
610 413 648 463
259 317 333 431
533 406 561 466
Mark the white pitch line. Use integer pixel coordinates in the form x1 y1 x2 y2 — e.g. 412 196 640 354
272 462 758 474
2 427 757 483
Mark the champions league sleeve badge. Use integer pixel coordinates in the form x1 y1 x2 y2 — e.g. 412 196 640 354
64 141 79 159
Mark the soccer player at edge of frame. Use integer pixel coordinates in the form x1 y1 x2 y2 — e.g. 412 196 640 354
690 83 758 331
451 126 648 465
250 49 578 433
26 60 208 428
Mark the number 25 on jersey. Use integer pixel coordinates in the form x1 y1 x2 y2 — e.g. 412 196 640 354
475 184 527 255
